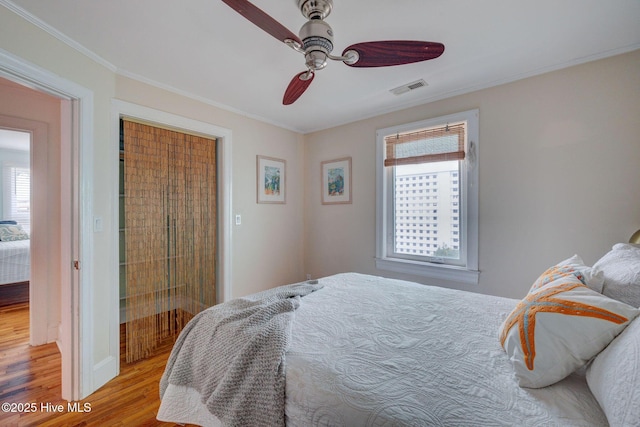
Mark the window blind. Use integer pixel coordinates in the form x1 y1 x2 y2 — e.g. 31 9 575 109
384 122 465 167
2 165 31 234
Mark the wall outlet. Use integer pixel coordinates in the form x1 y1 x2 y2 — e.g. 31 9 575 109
306 274 311 280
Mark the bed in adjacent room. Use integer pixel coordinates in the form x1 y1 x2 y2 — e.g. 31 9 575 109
0 223 31 306
158 243 640 427
0 239 30 285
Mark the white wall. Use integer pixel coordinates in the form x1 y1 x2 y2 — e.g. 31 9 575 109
304 49 640 299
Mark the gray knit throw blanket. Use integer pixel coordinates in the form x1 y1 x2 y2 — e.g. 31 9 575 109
159 281 324 427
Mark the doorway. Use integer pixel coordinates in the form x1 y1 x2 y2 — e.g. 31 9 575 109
119 119 218 363
0 109 55 351
0 50 93 401
0 128 31 308
110 102 233 376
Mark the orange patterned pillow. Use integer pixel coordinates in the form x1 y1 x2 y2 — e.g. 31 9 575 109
500 274 638 388
529 255 603 293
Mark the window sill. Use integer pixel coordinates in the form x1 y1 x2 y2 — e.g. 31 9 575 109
375 257 479 285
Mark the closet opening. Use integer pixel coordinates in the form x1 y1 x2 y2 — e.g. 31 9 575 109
119 118 219 363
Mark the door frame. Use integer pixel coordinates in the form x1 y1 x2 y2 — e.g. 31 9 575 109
0 48 94 401
0 115 49 345
111 100 233 374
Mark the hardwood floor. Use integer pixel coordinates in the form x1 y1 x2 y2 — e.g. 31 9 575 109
0 302 192 426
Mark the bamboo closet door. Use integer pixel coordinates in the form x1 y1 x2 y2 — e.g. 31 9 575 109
122 120 217 363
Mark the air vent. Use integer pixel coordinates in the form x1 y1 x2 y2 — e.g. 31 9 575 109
390 79 428 96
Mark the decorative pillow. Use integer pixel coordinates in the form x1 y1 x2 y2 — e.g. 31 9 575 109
0 220 17 225
529 254 604 293
593 243 640 307
500 274 639 388
586 317 640 427
0 224 29 241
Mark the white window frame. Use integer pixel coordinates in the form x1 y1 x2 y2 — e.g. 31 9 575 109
375 109 479 285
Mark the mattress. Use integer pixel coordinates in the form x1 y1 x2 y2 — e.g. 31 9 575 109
0 239 30 285
159 272 608 426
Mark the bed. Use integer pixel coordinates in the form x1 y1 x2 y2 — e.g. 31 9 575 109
158 243 640 427
0 238 30 306
0 222 30 288
0 239 30 286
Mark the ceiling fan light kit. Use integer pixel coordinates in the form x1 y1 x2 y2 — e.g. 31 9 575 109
222 0 444 105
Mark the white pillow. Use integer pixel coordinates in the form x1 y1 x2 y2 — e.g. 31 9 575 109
529 254 604 293
500 274 639 388
593 244 640 307
0 223 29 241
587 317 640 427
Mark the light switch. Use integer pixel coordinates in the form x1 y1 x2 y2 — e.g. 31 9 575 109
235 214 241 225
94 216 103 232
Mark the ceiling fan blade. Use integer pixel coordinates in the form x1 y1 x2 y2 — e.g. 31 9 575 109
222 0 302 45
342 41 445 67
283 71 315 105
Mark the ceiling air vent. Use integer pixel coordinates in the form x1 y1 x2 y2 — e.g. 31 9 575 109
390 79 428 96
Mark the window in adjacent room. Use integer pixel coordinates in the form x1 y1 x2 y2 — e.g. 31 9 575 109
375 109 479 285
2 165 31 234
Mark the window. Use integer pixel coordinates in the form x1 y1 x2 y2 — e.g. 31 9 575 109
375 110 479 285
2 165 31 234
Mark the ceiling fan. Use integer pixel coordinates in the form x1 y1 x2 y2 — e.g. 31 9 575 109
222 0 445 105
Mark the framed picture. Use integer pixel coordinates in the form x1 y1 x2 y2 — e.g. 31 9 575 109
321 157 352 204
257 155 286 204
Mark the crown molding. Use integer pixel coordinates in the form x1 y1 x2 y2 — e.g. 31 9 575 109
1 0 117 72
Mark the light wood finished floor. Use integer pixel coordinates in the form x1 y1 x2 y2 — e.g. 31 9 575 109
0 302 192 426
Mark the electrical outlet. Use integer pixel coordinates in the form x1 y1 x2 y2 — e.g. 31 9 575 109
306 274 311 280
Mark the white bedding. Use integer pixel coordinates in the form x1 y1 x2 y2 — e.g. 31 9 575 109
159 273 608 426
285 273 606 426
0 239 30 285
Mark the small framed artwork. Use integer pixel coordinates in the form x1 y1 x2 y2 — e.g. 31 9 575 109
321 157 352 204
257 155 286 204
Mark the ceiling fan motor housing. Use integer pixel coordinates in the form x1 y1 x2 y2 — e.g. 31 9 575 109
300 19 334 70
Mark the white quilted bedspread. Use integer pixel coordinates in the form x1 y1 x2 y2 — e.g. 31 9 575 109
0 240 30 285
284 273 608 427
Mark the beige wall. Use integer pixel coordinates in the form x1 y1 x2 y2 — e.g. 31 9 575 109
304 49 640 299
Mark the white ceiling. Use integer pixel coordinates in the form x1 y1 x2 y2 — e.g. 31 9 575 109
6 0 640 134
